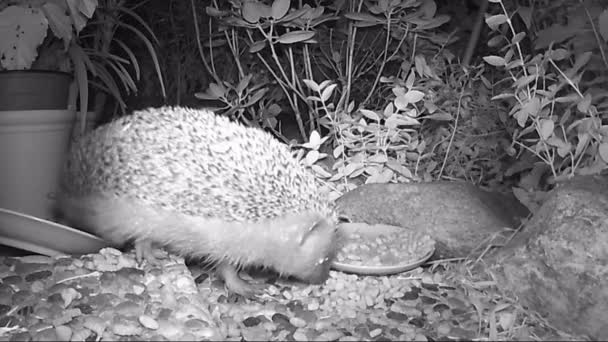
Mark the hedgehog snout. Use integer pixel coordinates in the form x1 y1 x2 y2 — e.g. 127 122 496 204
297 255 333 284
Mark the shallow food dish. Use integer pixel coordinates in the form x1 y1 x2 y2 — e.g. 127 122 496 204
332 222 435 276
0 207 112 256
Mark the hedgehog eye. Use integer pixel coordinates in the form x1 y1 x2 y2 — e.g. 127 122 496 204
337 215 351 223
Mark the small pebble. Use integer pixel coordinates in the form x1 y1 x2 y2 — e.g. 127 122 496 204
414 333 428 341
386 311 408 322
25 270 52 283
370 328 382 338
54 325 72 341
139 315 159 330
437 322 451 336
315 329 344 341
243 316 261 327
289 317 307 328
293 329 308 342
30 280 45 293
32 327 58 341
409 317 426 328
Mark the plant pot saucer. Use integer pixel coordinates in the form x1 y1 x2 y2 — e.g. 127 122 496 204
0 207 112 257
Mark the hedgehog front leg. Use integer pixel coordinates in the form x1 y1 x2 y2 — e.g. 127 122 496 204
134 239 166 265
216 261 263 298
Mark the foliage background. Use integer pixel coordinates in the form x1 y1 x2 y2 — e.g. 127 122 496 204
106 0 607 206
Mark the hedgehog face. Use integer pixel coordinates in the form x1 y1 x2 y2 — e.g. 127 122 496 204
286 216 341 284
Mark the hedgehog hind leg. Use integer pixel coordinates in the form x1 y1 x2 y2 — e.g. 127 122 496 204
215 261 265 298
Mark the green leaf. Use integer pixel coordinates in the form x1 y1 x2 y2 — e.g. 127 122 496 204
483 55 506 66
249 40 267 53
418 15 450 30
303 150 318 165
271 0 290 20
0 6 48 70
598 9 608 42
114 20 165 97
244 88 268 107
503 49 514 64
511 32 526 44
318 80 333 91
206 6 225 17
243 2 271 23
343 12 383 25
383 103 394 117
505 59 523 70
385 113 420 127
485 14 508 30
386 161 413 178
405 71 415 88
538 119 554 140
491 93 515 101
303 79 319 92
320 84 336 102
43 3 73 46
522 96 541 117
487 35 503 47
513 109 528 127
577 93 592 113
68 44 89 120
277 6 308 22
236 74 252 95
424 113 453 121
549 48 570 61
571 51 593 74
404 90 425 103
546 136 571 157
420 0 437 18
360 109 380 122
277 30 315 44
343 162 364 177
574 132 590 158
204 39 227 48
194 92 217 100
394 95 409 111
513 75 536 89
116 6 158 46
209 83 226 98
333 145 344 159
599 142 608 163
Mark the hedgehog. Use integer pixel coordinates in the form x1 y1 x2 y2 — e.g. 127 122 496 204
58 106 341 296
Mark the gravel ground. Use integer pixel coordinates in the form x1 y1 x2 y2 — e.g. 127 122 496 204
0 248 582 341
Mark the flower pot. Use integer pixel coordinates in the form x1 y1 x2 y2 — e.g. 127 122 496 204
0 109 76 221
70 110 102 143
0 70 72 110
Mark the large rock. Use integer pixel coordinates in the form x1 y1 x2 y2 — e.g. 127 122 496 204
335 181 529 258
489 175 608 340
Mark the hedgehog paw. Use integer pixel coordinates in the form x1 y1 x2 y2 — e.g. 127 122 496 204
216 262 264 298
134 239 166 265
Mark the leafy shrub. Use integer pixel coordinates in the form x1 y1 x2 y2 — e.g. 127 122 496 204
481 0 608 209
194 0 524 198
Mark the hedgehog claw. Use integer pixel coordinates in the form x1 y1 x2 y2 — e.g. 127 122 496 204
216 261 264 298
134 239 165 265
